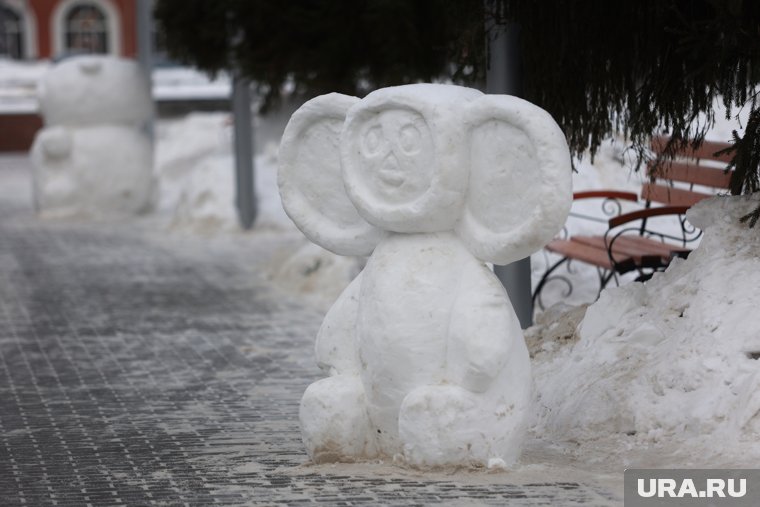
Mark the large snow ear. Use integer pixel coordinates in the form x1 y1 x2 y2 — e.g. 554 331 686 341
278 93 387 256
456 95 572 265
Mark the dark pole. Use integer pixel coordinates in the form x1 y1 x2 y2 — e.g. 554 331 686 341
135 0 154 137
485 11 534 329
0 6 6 57
232 75 257 229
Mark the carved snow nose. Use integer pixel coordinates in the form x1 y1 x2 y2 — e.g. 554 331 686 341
378 152 404 186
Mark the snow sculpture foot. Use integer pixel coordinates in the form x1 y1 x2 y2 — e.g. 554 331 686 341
30 55 154 218
278 84 572 468
399 385 479 467
299 375 376 463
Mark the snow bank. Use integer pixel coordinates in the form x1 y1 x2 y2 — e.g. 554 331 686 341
267 242 365 312
532 194 760 463
0 58 48 113
152 67 230 101
155 113 292 231
155 113 232 213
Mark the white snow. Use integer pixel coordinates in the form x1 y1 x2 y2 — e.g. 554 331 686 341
154 112 292 232
530 194 760 467
0 57 48 113
152 67 230 101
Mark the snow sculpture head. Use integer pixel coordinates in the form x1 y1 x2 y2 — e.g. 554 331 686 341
38 55 152 127
278 83 572 468
280 84 571 264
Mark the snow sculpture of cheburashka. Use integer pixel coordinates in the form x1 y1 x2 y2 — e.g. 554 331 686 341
278 84 572 468
30 55 155 218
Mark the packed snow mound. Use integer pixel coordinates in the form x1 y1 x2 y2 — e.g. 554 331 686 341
38 55 151 127
155 113 232 212
532 194 760 460
155 113 292 232
171 152 237 231
268 241 365 312
0 58 48 113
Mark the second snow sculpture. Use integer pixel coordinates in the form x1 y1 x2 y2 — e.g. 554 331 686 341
30 55 155 218
278 84 572 468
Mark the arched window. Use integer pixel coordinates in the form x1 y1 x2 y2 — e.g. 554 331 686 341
65 4 108 54
0 5 23 59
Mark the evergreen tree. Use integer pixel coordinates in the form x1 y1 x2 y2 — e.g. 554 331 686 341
155 0 760 223
153 0 485 110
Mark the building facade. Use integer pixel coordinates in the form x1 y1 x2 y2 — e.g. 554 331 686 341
1 0 137 60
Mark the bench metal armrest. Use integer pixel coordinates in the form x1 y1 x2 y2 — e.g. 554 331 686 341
605 206 699 264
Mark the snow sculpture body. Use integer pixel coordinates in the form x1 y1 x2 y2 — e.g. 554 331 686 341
278 84 572 468
30 56 154 217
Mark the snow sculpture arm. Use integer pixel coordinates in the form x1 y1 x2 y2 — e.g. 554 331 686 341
446 263 518 393
38 126 72 160
314 273 362 375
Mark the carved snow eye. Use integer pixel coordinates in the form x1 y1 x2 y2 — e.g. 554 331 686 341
398 124 421 155
363 125 383 156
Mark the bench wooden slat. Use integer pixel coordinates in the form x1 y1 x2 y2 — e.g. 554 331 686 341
646 161 732 189
651 135 733 163
572 235 645 263
612 235 690 259
572 235 685 265
545 239 615 270
641 183 712 207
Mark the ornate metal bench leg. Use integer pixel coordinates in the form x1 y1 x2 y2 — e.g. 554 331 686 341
599 270 615 293
532 256 571 311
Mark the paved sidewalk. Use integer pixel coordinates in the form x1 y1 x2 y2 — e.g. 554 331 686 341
0 157 621 506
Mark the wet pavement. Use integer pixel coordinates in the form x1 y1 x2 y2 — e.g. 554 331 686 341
0 156 621 506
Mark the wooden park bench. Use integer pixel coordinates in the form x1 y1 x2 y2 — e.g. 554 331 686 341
532 136 733 310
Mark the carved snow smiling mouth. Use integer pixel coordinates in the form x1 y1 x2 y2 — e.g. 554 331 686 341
378 153 405 187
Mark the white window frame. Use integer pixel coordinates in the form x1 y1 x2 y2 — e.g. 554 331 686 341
52 0 121 58
1 0 38 59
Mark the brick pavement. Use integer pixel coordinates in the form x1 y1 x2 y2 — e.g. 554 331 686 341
0 158 621 506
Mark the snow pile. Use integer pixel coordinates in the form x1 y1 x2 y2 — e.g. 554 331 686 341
267 242 365 312
155 113 232 213
152 66 230 101
154 113 291 231
531 194 760 462
0 58 49 113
